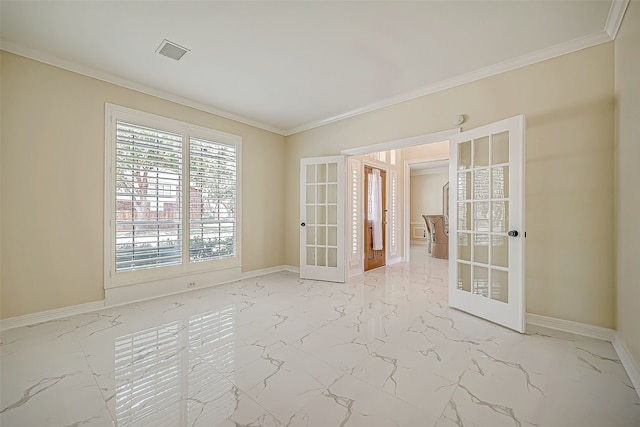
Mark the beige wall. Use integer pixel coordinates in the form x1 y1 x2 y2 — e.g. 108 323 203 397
0 52 286 319
615 1 640 371
285 43 615 328
410 173 449 223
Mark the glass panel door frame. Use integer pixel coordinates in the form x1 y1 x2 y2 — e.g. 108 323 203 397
448 115 525 333
300 156 346 282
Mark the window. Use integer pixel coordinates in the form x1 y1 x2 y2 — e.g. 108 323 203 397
106 105 241 287
115 121 183 271
189 137 237 262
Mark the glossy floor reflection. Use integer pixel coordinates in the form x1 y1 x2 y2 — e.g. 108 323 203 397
2 247 639 426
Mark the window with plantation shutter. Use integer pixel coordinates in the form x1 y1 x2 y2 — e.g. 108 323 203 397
106 104 241 289
189 137 237 262
115 122 183 271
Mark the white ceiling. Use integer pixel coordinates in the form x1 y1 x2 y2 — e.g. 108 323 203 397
0 1 623 135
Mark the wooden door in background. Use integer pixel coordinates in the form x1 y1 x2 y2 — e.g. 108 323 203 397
364 165 386 271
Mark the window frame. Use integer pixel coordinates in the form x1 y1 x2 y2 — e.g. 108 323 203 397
105 104 242 289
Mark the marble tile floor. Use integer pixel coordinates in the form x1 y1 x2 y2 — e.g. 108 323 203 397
1 248 639 426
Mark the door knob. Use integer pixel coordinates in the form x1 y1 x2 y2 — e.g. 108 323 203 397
508 230 519 237
301 222 306 227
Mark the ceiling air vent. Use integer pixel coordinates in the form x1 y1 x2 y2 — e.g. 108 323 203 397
156 39 189 61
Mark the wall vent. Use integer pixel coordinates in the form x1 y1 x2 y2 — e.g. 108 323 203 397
156 39 189 61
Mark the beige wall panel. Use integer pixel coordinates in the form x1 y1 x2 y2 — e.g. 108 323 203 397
1 52 286 318
410 173 449 223
285 43 615 328
615 1 640 371
401 140 449 163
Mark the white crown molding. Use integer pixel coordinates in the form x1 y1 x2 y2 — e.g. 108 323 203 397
0 40 288 136
286 30 613 136
411 168 449 176
605 0 630 39
3 2 624 140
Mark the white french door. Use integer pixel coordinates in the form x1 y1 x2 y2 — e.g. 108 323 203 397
448 115 525 332
300 156 346 282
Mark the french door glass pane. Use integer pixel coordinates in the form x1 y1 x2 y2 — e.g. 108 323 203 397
473 266 489 297
492 201 509 232
492 166 509 198
473 169 490 199
473 136 490 167
492 269 509 303
306 226 315 245
304 161 338 268
492 131 509 164
458 172 471 200
492 235 509 268
473 234 489 264
458 202 471 230
455 131 514 303
458 141 472 169
473 202 490 231
458 263 471 292
458 233 471 261
317 226 326 245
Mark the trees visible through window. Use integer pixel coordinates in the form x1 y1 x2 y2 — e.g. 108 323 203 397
189 137 236 262
116 122 183 271
107 105 241 281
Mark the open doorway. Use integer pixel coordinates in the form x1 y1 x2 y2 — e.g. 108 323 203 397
407 156 449 262
341 130 456 277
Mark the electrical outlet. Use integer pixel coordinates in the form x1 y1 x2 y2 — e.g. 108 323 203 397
187 281 196 288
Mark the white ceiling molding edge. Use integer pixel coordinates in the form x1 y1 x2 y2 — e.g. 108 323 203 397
287 0 626 136
1 0 626 138
605 0 630 39
286 30 612 136
0 40 288 136
411 168 449 176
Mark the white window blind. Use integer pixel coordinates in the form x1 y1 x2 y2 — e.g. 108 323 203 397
107 105 242 286
189 137 237 262
390 170 398 256
115 121 183 271
350 159 360 265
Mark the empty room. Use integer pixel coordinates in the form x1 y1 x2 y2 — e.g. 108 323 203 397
1 1 639 426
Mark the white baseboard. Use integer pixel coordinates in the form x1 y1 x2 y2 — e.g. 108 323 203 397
612 334 640 396
105 266 243 306
526 313 615 341
0 300 105 331
241 265 298 279
349 266 364 278
387 256 403 265
281 265 300 274
1 265 299 331
526 313 639 399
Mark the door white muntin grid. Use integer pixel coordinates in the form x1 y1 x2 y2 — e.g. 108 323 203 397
300 156 345 282
449 115 525 332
